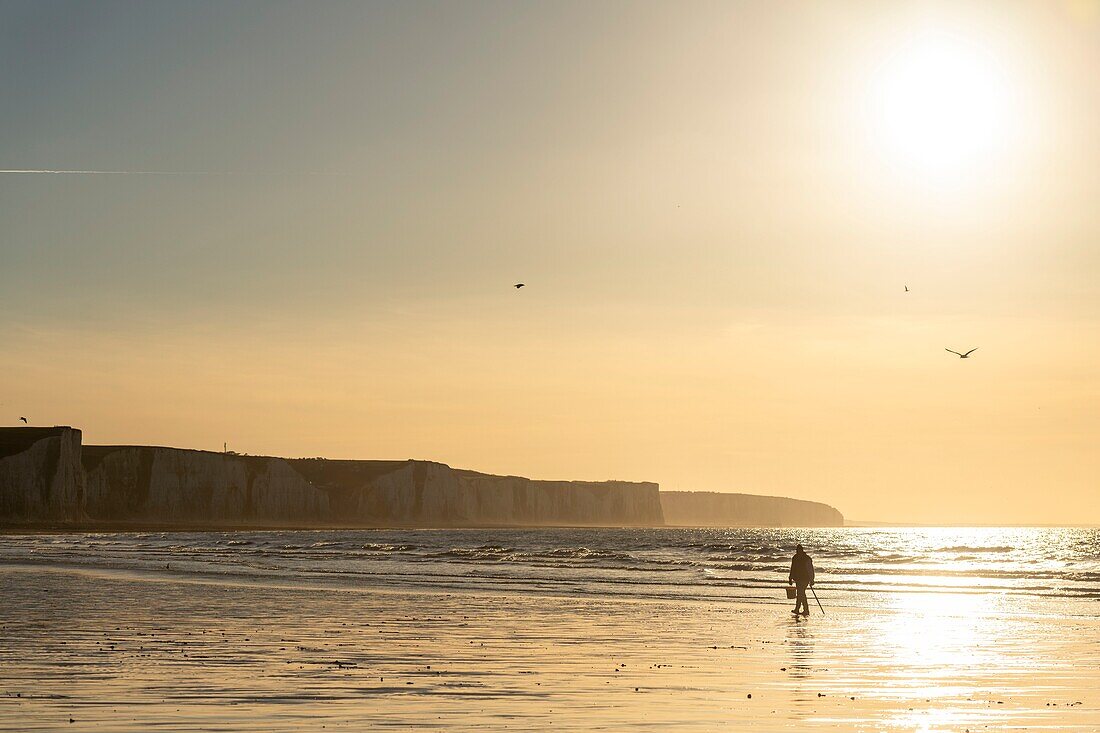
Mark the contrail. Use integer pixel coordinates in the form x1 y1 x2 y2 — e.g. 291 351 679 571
0 169 342 176
1 169 229 175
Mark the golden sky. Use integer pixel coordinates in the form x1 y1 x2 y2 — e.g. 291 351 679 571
2 1 1099 524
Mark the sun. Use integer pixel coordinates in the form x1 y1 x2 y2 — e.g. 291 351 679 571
869 32 1016 181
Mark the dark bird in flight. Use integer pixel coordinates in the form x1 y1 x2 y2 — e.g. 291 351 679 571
945 348 978 359
514 283 525 289
904 284 909 292
19 416 28 423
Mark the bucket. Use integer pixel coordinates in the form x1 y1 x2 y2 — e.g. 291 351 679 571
785 586 797 600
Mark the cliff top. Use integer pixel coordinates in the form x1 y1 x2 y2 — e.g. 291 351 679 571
0 426 79 460
77 443 654 490
662 490 837 505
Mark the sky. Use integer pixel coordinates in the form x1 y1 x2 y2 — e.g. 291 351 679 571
2 0 1099 525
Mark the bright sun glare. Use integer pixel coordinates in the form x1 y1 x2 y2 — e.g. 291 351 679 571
872 32 1016 180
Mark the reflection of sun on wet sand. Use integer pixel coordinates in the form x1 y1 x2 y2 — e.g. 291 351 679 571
1 566 1097 731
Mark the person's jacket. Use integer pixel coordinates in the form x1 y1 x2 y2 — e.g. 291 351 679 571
789 552 815 585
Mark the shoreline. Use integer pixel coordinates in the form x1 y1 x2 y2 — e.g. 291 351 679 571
5 522 1093 534
0 522 677 533
0 561 789 610
2 561 1097 731
2 556 1091 623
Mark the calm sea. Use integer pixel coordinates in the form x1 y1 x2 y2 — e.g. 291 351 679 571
2 527 1097 616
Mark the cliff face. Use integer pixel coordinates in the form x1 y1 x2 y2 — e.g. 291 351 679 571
3 428 839 529
0 428 662 527
0 427 84 523
661 491 843 527
288 459 663 527
82 446 330 525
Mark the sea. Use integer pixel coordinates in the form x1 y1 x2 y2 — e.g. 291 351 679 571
2 526 1097 617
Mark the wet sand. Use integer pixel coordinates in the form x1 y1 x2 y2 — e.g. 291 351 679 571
2 565 1098 731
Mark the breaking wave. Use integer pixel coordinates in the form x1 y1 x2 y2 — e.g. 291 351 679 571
1 527 1097 614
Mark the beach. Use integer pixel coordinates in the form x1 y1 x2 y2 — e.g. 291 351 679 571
2 531 1099 732
6 3 1100 731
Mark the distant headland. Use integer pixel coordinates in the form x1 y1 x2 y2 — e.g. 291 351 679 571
0 426 844 529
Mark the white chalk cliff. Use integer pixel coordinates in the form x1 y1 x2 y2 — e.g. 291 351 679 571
0 428 662 527
293 459 663 526
660 490 843 527
1 428 843 528
0 427 85 523
82 446 329 525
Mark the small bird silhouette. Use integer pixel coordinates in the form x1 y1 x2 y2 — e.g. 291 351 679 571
514 283 525 289
19 416 28 423
904 284 909 292
945 348 978 359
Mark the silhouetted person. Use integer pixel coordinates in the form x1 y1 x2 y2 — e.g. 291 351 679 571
788 544 815 616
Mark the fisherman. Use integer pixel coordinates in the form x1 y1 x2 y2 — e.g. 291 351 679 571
788 544 815 616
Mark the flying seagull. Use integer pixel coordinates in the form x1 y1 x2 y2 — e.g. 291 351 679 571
19 416 28 423
514 283 525 289
945 348 978 359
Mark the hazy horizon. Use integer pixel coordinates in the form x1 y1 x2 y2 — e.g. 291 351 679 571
4 1 1100 525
